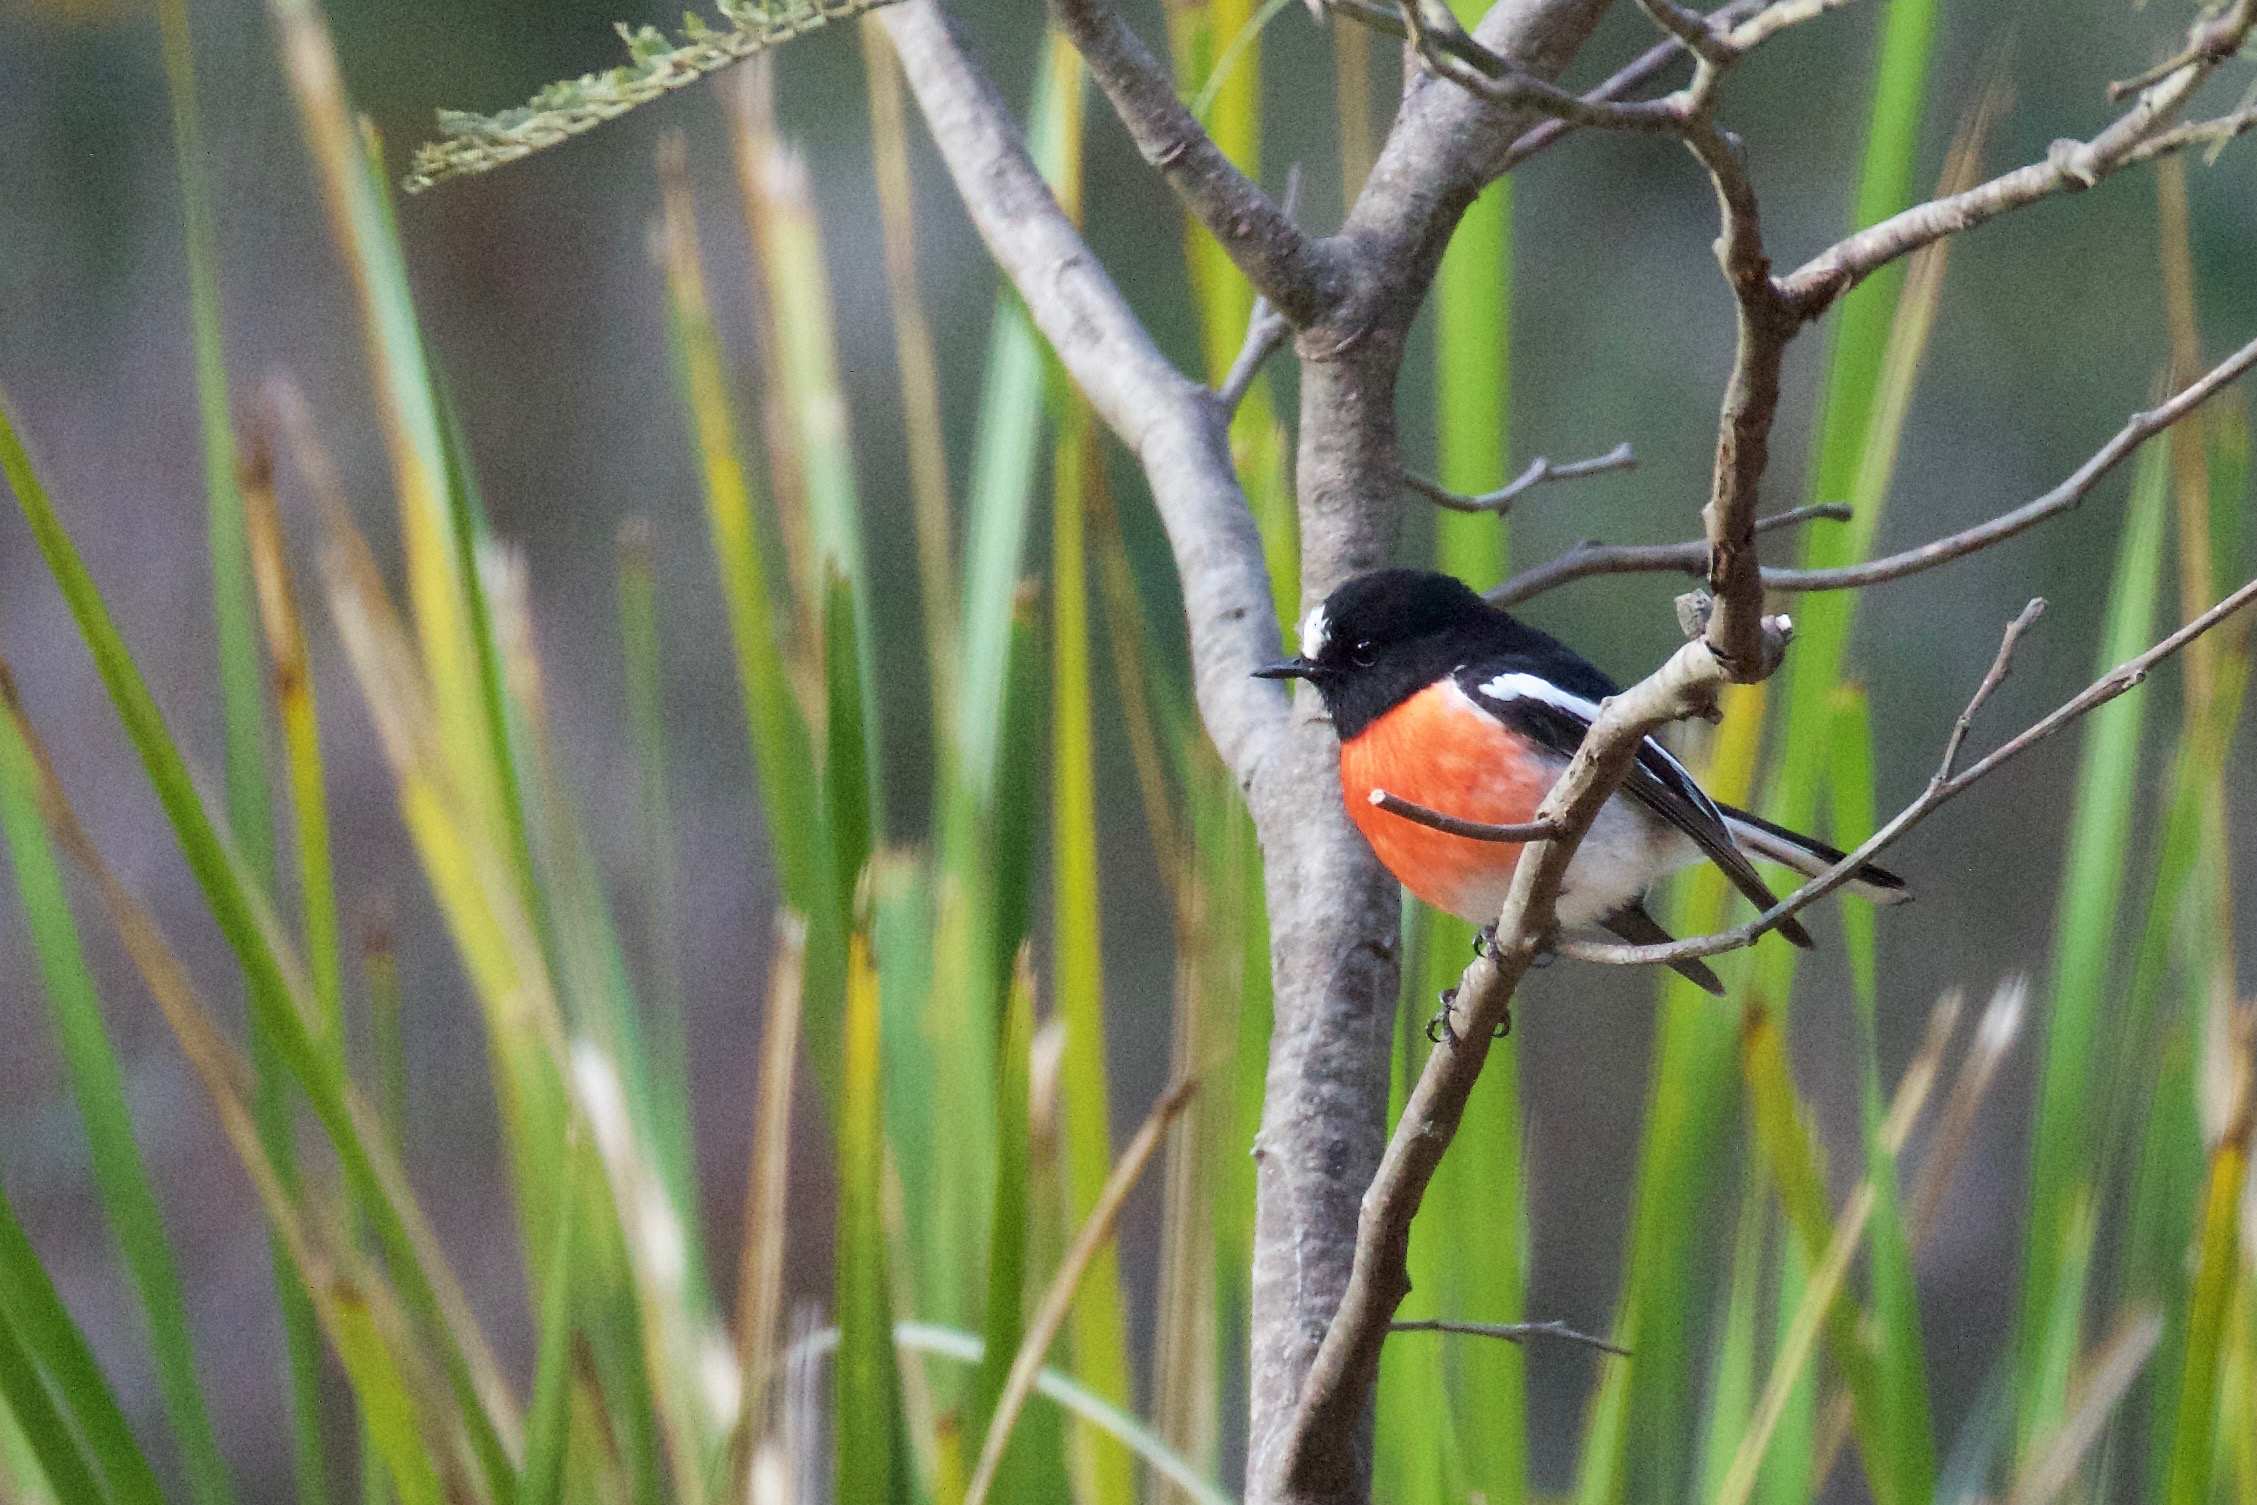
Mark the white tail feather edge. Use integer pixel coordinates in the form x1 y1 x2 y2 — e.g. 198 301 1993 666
1724 816 1913 906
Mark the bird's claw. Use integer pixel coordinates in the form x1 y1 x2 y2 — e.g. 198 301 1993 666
1425 985 1509 1044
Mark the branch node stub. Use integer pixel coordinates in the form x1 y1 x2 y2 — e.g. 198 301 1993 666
2047 137 2101 188
1675 589 1714 640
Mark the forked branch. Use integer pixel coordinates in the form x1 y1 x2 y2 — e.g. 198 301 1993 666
1490 331 2257 605
1049 0 1344 324
1401 441 1636 515
1559 575 2257 971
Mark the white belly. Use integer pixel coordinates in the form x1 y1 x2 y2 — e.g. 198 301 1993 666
1443 794 1700 932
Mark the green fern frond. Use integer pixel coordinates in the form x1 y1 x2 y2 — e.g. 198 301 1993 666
403 1 903 193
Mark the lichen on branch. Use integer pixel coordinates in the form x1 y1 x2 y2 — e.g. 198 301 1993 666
402 1 904 193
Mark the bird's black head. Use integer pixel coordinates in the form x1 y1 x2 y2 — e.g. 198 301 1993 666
1254 568 1504 738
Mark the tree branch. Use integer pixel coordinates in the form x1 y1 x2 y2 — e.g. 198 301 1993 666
1487 500 1848 606
1367 788 1563 843
1284 566 2255 1491
1401 440 1636 514
1558 574 2257 970
1278 623 1769 1492
1779 0 2257 314
1050 0 1345 324
1494 0 1768 176
1249 8 1626 1498
1387 1315 1629 1356
1487 331 2257 604
876 1 1286 787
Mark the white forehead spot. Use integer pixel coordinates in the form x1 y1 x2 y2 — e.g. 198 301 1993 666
1476 671 1601 721
1300 604 1331 661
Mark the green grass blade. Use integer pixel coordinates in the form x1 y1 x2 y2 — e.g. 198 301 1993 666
1700 1184 1768 1505
0 682 234 1505
0 399 518 1504
1755 1239 1816 1505
517 1183 577 1505
2125 1023 2203 1501
1574 686 1766 1505
1741 1007 1897 1505
614 519 695 1227
1421 18 1522 1481
0 1302 110 1505
823 572 875 912
1433 0 1510 594
2014 445 2170 1447
1374 991 1460 1505
969 953 1037 1497
861 28 960 729
267 0 493 810
159 6 327 1489
953 38 1073 808
2160 1100 2249 1505
1050 398 1137 1505
0 1183 163 1505
727 89 884 819
1757 0 1948 1010
880 1325 1236 1505
654 145 824 915
1829 686 1937 1502
839 924 908 1505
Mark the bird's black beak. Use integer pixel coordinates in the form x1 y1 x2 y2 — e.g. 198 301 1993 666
1253 656 1316 681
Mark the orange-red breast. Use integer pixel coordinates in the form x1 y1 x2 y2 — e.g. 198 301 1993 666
1255 569 1908 994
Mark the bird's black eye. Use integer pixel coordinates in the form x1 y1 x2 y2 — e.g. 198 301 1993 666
1351 640 1378 667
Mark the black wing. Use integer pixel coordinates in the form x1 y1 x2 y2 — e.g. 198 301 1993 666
1458 663 1815 949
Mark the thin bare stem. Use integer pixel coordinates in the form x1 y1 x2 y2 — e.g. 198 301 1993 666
1495 0 1768 174
1401 441 1635 514
1367 789 1562 843
1488 501 1847 606
1219 305 1291 415
1937 598 2047 779
1559 574 2257 970
1781 0 2257 312
1490 330 2257 604
1387 1316 1629 1356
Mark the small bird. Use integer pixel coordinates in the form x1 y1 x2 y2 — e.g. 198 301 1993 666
1254 568 1908 995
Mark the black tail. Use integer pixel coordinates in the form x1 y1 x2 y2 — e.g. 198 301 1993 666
1602 903 1726 995
1716 802 1911 903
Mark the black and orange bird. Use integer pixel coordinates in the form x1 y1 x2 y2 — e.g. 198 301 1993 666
1255 568 1908 995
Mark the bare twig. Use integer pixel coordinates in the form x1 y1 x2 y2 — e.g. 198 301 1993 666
1681 112 1798 678
2121 102 2257 168
1050 0 1344 324
1368 788 1562 843
1635 0 1732 64
1388 1316 1628 1356
1401 441 1635 514
1495 0 1768 175
1780 0 2257 313
1490 330 2257 604
1937 598 2047 779
1559 574 2257 971
1219 303 1292 414
1215 166 1304 414
1488 502 1847 606
1762 331 2257 588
